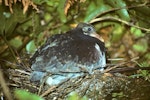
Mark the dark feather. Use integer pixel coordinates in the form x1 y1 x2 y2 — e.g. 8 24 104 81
30 23 106 84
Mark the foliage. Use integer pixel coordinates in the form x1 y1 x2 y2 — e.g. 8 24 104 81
14 90 87 100
0 0 150 99
14 89 44 100
112 92 126 99
0 0 149 67
0 0 150 73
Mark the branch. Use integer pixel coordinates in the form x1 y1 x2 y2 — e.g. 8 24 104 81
90 16 150 32
0 69 12 100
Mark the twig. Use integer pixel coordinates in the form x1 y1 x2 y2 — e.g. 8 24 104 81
0 59 21 67
104 57 139 73
0 69 12 100
90 16 150 32
38 78 46 95
1 35 18 63
95 3 150 18
40 77 72 97
15 69 30 75
40 86 57 97
108 58 125 61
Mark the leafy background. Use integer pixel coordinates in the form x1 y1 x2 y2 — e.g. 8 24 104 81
0 0 150 67
0 0 150 99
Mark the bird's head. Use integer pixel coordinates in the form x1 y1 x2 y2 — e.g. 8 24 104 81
76 23 104 42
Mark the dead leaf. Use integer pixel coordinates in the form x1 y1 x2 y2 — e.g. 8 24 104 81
2 0 38 13
64 0 86 15
23 0 30 14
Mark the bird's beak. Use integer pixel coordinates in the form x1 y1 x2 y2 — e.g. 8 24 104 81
90 32 104 42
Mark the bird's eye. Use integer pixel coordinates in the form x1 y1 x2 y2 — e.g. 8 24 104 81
88 27 92 31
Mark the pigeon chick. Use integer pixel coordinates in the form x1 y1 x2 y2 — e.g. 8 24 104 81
30 23 106 86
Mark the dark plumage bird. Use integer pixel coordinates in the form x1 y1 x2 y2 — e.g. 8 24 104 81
30 23 106 85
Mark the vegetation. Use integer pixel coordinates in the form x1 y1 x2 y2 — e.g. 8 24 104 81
0 0 150 99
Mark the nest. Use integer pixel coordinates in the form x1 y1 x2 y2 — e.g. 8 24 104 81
7 69 130 99
1 64 150 100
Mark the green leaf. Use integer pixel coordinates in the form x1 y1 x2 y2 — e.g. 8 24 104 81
134 7 150 29
84 1 111 22
133 43 147 53
67 92 79 100
111 24 125 42
130 27 144 38
105 0 130 21
9 37 22 48
140 61 150 67
14 89 44 100
145 53 150 59
26 40 37 54
45 13 52 22
112 92 124 98
67 92 88 100
0 4 26 36
57 0 67 23
3 12 11 18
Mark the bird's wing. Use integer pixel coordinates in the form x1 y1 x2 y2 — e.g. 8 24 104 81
30 32 81 73
30 27 106 74
30 33 67 64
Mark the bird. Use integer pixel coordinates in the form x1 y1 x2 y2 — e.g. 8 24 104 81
30 23 106 85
